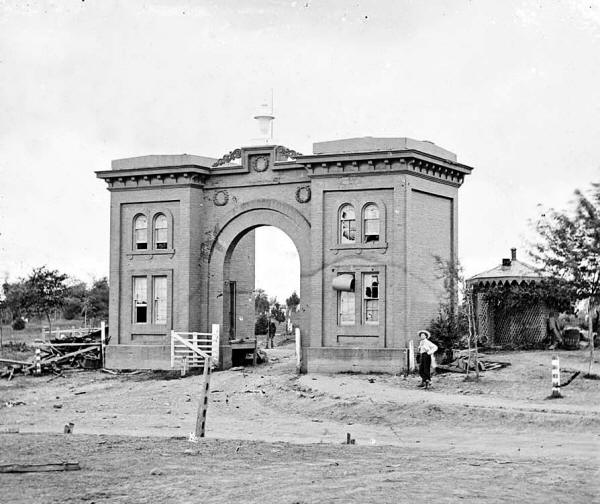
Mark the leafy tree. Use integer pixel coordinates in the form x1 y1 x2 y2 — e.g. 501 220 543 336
22 266 69 336
270 300 286 325
63 281 87 320
285 291 300 311
86 277 109 323
0 279 28 323
426 258 468 354
254 288 270 315
530 183 600 374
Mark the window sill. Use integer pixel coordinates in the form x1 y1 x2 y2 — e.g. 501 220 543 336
330 242 388 254
131 324 169 335
335 326 380 335
127 248 176 259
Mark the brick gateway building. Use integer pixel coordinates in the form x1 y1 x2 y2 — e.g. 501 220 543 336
96 137 473 373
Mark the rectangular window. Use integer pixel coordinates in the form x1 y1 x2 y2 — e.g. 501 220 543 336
135 229 148 250
133 276 148 323
153 276 167 324
364 218 379 242
339 291 356 325
363 273 379 324
155 227 168 249
341 220 356 243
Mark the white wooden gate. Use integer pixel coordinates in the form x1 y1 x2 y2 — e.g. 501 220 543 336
170 324 220 371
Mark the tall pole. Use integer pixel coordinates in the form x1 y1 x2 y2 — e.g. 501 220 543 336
270 88 274 140
588 299 595 376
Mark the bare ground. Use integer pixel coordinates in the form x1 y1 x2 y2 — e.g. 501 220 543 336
1 345 599 503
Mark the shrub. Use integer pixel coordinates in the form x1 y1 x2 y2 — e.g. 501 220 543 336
426 304 469 361
12 317 26 330
255 314 269 335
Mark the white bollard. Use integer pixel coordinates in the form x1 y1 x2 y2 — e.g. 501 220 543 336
34 348 42 375
551 355 561 398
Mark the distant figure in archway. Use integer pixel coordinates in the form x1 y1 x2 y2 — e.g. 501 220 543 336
268 321 276 349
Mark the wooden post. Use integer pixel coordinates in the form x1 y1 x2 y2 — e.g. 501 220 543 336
181 356 188 377
465 286 474 378
295 327 301 373
100 321 106 368
471 289 480 380
170 330 175 369
588 300 595 376
551 355 562 398
408 340 415 372
195 356 212 438
211 324 220 366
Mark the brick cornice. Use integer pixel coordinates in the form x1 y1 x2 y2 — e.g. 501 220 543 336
300 150 472 186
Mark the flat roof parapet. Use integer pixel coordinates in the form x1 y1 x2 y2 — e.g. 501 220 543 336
312 137 457 162
111 154 217 171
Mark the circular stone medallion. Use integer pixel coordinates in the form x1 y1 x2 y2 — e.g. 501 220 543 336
251 155 269 172
213 190 230 207
295 185 311 203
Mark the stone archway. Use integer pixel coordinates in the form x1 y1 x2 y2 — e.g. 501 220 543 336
98 139 473 373
206 199 311 368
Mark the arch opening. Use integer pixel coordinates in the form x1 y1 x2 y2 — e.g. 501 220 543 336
223 226 300 364
205 204 311 369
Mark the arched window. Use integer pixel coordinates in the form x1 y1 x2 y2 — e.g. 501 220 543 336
154 214 168 250
339 204 356 243
363 204 380 243
134 215 148 250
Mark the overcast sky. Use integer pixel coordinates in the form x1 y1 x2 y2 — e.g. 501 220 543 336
1 0 600 301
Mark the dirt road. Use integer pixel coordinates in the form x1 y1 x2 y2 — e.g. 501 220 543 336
1 345 598 503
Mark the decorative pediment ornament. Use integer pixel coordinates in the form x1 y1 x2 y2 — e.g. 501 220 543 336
251 155 270 172
295 185 311 204
213 190 230 206
275 146 303 159
212 148 242 167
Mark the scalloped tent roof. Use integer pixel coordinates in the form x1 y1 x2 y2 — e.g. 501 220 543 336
467 248 548 287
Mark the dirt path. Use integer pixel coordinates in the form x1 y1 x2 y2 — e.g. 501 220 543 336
1 345 599 502
0 434 597 504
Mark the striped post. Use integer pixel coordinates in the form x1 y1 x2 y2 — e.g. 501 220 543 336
195 356 212 438
551 355 561 398
34 348 42 375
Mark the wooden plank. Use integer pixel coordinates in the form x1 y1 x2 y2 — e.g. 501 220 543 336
0 358 32 366
25 346 98 370
36 343 101 347
0 462 80 473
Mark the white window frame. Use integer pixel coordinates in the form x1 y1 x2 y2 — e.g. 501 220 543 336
362 204 380 243
339 204 357 244
133 276 148 324
153 213 168 250
134 214 148 250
